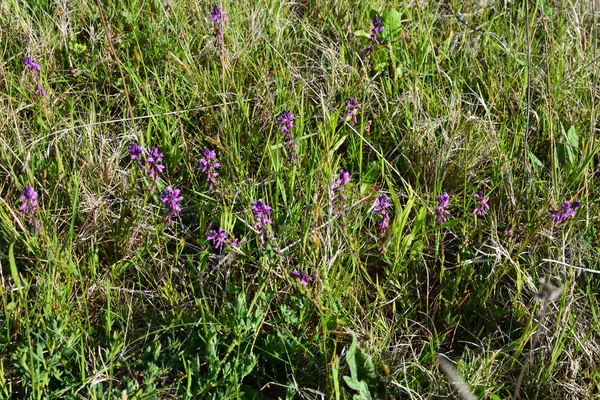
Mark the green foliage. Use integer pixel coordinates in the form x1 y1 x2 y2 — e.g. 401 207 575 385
10 317 81 398
182 292 262 398
343 334 383 400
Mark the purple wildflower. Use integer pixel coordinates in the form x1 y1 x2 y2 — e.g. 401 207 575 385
549 200 580 224
277 110 295 133
373 194 392 235
210 6 227 44
345 97 361 125
277 110 298 158
435 192 450 225
199 148 220 190
252 198 273 237
474 192 490 217
210 6 227 24
332 169 350 203
129 143 145 164
365 15 384 55
160 186 183 224
19 186 40 232
35 84 47 97
19 187 38 214
146 147 165 180
292 270 313 286
207 227 238 249
436 192 450 208
23 57 41 72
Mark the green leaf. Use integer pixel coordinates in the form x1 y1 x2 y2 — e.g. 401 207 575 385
353 30 371 39
381 8 402 42
565 125 579 164
356 349 377 383
343 376 365 391
343 377 373 399
346 333 359 379
9 243 21 291
360 161 380 196
528 151 545 170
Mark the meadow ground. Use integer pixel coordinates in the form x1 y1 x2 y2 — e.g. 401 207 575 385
1 0 600 398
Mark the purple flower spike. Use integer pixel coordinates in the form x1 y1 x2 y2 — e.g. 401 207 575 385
292 270 312 286
207 227 238 249
210 6 227 44
277 110 298 158
129 143 145 164
474 192 490 217
19 186 40 232
252 198 273 238
374 194 391 214
373 194 392 235
345 98 361 125
332 169 350 203
23 57 41 72
210 6 227 24
161 186 183 224
365 15 384 55
435 192 450 225
371 16 384 44
19 187 38 214
147 147 165 180
436 192 450 208
252 198 272 225
277 110 295 133
549 200 580 224
199 148 220 190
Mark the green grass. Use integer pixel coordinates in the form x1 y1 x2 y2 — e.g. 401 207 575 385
1 0 600 398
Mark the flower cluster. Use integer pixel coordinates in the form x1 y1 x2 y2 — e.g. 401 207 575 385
473 192 489 217
435 192 450 225
345 97 361 125
147 147 166 180
332 169 350 204
373 194 392 235
365 15 384 55
23 57 46 96
210 6 227 44
207 227 238 249
23 57 41 72
128 144 144 164
277 110 298 158
160 186 183 224
277 110 294 133
19 186 41 232
199 148 220 190
292 270 312 286
549 200 580 224
252 198 273 238
128 144 165 181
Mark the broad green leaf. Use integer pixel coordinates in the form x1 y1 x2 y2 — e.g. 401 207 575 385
360 161 380 196
565 125 579 164
346 333 358 378
528 151 544 169
381 8 402 42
